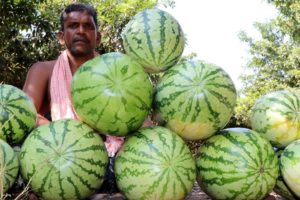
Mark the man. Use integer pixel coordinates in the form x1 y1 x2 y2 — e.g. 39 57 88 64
23 3 100 125
23 3 123 196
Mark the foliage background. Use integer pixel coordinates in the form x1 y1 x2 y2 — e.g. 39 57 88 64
234 0 300 127
0 0 170 88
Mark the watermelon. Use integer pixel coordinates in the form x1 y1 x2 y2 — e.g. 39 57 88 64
71 52 153 136
19 119 108 200
0 139 19 193
115 126 196 200
274 175 298 200
196 128 279 200
274 149 298 200
122 8 185 73
154 60 237 140
0 84 37 144
280 140 300 198
250 90 300 148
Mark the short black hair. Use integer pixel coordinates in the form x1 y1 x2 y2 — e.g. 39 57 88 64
60 3 98 31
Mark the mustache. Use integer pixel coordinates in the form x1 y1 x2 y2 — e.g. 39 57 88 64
73 37 89 43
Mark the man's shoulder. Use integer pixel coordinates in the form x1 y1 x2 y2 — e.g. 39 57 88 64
30 60 57 75
32 60 57 70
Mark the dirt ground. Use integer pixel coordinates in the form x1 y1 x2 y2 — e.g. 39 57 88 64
89 182 284 200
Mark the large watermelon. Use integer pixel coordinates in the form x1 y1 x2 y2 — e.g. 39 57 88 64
154 60 237 140
115 126 196 200
280 140 300 198
0 84 36 144
71 52 153 136
19 119 108 200
250 90 300 148
196 128 279 200
0 139 19 193
122 8 185 73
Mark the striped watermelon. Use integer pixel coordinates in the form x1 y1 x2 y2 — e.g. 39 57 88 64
0 139 19 193
274 175 298 200
196 128 279 200
274 149 298 200
122 8 185 73
71 52 153 136
250 90 300 148
115 126 196 200
154 60 237 140
19 119 108 200
280 140 300 198
0 84 36 144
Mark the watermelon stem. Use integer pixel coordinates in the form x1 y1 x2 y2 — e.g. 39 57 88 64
13 177 32 200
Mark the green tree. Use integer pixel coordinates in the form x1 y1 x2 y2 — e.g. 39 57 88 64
0 0 174 88
236 0 300 127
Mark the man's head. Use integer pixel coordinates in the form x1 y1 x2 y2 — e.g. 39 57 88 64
58 3 101 58
60 3 98 31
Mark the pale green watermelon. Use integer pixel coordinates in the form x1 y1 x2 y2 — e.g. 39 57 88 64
115 126 196 200
122 8 185 73
274 149 298 200
196 128 279 200
280 140 300 198
154 60 237 140
71 52 153 136
0 139 19 193
19 119 108 200
274 175 298 200
250 90 300 148
0 84 37 144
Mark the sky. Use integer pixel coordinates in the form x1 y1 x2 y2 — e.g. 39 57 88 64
159 0 278 90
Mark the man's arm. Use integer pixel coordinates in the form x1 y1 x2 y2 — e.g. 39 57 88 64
23 61 54 126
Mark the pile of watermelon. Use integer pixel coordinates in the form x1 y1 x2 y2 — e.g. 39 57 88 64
1 7 300 200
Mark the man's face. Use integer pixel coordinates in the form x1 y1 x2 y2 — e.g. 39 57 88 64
59 11 100 57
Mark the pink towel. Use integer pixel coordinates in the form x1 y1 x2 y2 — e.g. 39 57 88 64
50 50 80 120
50 50 123 156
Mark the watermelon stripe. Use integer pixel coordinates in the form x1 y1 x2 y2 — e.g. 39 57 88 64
123 145 162 162
33 131 57 152
173 169 189 195
66 176 82 200
203 92 221 129
70 168 96 191
118 166 152 180
122 35 153 67
65 155 107 169
58 170 66 200
142 10 157 65
71 84 101 94
122 72 140 82
125 89 150 110
160 170 171 199
37 166 55 194
140 169 168 199
157 10 167 65
49 122 59 146
135 133 170 161
223 133 260 167
160 18 184 67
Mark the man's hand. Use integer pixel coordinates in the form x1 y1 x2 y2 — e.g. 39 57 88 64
36 114 50 126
